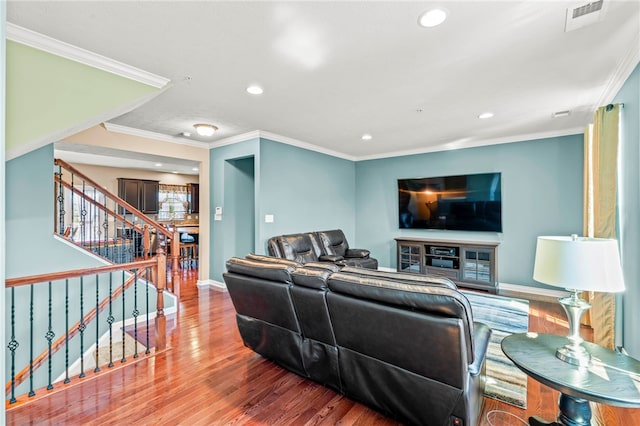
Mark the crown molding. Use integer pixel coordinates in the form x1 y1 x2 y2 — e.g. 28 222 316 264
82 123 584 164
209 130 357 161
594 30 640 109
356 127 585 161
103 122 209 148
208 130 262 148
6 22 170 89
258 131 358 161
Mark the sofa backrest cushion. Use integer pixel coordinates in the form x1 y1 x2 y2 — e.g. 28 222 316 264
267 237 283 258
245 253 301 268
339 266 457 289
226 257 295 283
292 266 332 289
327 272 474 362
316 229 349 257
278 233 322 263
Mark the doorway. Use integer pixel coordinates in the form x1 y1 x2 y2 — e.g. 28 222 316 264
224 156 255 258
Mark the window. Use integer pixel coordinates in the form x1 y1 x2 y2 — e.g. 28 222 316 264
158 184 188 221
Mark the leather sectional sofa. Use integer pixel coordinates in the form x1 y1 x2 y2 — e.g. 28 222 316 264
223 254 491 426
267 229 378 269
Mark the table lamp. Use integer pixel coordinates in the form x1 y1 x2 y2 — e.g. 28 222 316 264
533 235 625 367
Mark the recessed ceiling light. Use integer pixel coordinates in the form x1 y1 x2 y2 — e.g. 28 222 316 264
418 8 448 28
361 134 373 141
182 131 192 137
192 167 199 172
172 171 179 174
194 123 218 137
553 110 571 118
478 112 494 119
246 85 264 95
155 163 163 167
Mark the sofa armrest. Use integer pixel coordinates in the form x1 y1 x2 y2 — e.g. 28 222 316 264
319 254 344 262
345 248 370 258
469 322 492 376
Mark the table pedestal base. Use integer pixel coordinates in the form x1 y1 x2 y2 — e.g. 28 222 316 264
529 394 591 426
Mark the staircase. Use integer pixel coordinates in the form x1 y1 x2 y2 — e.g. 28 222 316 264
4 159 181 407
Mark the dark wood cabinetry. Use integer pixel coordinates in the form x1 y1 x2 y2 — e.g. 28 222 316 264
187 183 199 214
396 237 499 293
117 178 159 214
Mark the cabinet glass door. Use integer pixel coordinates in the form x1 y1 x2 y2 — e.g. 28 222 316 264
463 249 492 283
399 244 422 273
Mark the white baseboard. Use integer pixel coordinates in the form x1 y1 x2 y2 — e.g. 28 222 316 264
498 282 569 299
378 265 568 299
197 279 227 291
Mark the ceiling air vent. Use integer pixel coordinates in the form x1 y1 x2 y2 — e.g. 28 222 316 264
565 0 606 32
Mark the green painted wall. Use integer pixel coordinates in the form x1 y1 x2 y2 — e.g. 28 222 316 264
6 40 159 153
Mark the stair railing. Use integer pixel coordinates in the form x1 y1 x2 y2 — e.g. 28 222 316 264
4 252 168 407
54 158 181 295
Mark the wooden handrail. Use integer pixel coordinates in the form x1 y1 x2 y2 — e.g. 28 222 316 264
54 159 173 240
5 260 156 288
5 272 139 395
55 177 144 235
5 254 168 399
54 158 181 290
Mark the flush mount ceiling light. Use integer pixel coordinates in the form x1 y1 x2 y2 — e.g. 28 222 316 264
246 85 264 95
418 8 448 28
361 134 373 141
194 123 218 137
478 112 494 119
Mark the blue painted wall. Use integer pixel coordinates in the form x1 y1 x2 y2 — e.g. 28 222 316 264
355 135 584 288
614 63 640 358
258 139 356 246
209 137 356 281
5 145 105 277
210 138 261 282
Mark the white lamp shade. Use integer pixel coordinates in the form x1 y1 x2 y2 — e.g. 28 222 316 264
533 236 625 292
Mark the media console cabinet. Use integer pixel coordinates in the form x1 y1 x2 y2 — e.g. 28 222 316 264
395 237 499 293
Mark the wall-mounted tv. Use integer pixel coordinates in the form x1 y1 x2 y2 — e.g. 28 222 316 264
398 172 502 232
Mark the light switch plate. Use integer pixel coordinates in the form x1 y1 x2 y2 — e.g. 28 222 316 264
265 214 274 223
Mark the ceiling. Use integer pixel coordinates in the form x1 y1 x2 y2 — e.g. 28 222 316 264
7 1 640 166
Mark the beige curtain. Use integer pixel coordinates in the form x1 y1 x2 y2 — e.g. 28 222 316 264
583 103 620 349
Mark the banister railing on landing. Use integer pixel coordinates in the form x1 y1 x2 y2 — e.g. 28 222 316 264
5 254 168 407
54 158 182 295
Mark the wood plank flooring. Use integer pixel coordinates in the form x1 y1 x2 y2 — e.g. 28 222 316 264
6 270 640 425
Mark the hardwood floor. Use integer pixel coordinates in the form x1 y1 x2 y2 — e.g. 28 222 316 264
6 271 640 425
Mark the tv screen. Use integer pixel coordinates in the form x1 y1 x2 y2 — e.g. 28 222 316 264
398 172 502 232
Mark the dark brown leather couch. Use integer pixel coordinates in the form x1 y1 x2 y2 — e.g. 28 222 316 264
267 229 378 269
223 254 491 426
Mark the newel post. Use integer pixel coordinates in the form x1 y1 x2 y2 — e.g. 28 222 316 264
171 228 181 296
143 225 151 260
155 248 167 352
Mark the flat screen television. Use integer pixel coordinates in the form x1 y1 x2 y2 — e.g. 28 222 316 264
398 172 502 232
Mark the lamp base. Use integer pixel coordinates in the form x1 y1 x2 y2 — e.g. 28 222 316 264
556 343 591 367
556 290 592 367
